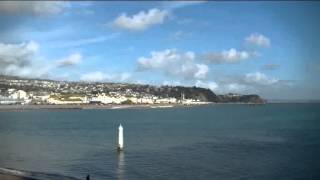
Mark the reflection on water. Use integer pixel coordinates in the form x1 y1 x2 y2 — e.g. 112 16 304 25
117 151 125 180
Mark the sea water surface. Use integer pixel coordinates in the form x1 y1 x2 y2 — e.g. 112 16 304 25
0 104 320 179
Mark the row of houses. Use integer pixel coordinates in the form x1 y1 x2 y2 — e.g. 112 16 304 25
0 89 209 105
90 94 178 104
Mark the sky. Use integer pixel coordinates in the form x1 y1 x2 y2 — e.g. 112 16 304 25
0 1 320 100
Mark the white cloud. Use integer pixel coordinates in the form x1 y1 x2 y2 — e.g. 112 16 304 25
113 8 169 31
178 63 209 79
0 41 89 78
162 80 181 86
0 41 45 77
138 49 190 69
194 72 284 95
0 41 39 66
195 80 250 94
119 73 132 82
194 71 284 95
0 1 69 16
196 80 219 91
138 49 209 80
80 71 107 82
245 33 271 47
0 41 39 74
203 48 257 64
57 53 82 67
80 71 131 82
224 83 250 94
245 72 278 85
194 64 209 79
4 64 52 78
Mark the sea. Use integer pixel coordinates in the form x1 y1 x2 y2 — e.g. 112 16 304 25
0 103 320 180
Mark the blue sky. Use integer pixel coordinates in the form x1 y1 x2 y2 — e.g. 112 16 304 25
0 1 320 100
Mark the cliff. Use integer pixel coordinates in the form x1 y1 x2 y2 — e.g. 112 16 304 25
218 94 267 104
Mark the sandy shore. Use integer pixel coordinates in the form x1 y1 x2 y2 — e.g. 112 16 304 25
0 104 201 111
0 174 36 180
0 103 268 111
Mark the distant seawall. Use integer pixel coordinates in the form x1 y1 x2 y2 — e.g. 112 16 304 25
0 103 268 111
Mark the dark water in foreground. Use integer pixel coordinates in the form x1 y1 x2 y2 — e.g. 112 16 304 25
0 103 320 180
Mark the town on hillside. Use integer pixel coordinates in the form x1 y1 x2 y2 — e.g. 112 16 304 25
0 75 266 105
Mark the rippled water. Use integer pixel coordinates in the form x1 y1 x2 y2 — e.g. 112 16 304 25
0 104 320 179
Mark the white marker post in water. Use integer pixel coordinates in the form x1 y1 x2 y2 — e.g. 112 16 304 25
118 124 124 151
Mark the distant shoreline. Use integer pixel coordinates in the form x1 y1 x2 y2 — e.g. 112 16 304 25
1 102 317 111
0 104 202 111
0 103 264 111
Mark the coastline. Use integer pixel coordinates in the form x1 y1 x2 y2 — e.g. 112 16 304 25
0 104 205 111
0 102 272 111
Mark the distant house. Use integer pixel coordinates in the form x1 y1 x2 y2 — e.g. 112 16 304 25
90 94 127 104
155 97 177 104
7 89 28 100
0 96 22 105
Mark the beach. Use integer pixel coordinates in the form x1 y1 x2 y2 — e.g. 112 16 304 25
0 103 208 111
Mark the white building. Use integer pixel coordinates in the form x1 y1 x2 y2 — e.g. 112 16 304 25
47 95 88 105
155 97 177 104
32 95 50 101
90 95 127 104
138 97 154 104
47 98 83 105
9 90 27 100
128 97 139 104
0 96 21 105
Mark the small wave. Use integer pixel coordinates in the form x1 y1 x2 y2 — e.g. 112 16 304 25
0 167 26 176
0 167 81 180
